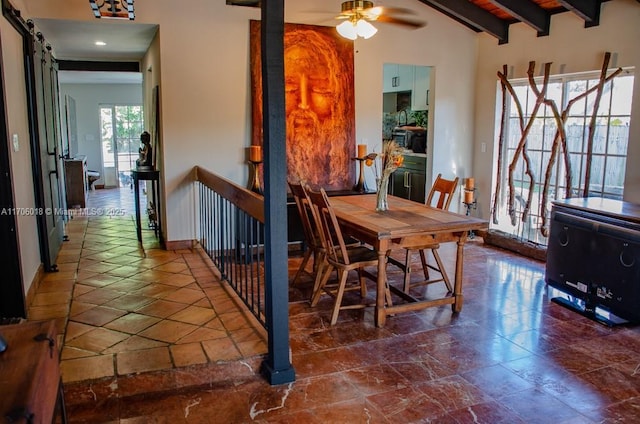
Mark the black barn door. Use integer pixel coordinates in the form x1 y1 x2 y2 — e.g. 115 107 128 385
31 31 65 271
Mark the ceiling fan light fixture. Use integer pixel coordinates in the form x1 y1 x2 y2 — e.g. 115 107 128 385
336 20 358 40
356 19 377 39
336 18 377 40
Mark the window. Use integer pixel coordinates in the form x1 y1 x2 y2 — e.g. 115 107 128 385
100 105 144 188
492 69 634 245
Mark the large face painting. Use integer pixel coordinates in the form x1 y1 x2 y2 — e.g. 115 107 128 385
250 21 355 191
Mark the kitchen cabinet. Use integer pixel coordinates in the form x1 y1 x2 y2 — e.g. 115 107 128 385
411 66 430 111
64 156 88 208
383 63 414 93
388 154 427 203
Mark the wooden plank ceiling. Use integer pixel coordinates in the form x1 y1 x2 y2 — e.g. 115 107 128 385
415 0 611 44
227 0 632 44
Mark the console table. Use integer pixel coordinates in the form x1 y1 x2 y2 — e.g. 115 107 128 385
0 320 67 423
131 169 163 245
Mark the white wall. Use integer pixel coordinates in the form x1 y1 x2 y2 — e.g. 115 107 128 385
59 83 143 186
474 0 640 220
136 0 478 242
27 1 639 245
1 15 42 293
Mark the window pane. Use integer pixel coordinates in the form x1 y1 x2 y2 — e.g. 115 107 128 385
604 155 626 197
597 80 613 115
565 118 585 153
611 75 635 115
608 117 630 154
589 155 604 191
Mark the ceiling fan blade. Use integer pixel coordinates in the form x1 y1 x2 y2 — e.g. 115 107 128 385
375 7 415 15
375 15 426 29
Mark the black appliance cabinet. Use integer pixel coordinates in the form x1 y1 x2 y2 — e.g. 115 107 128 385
545 198 640 325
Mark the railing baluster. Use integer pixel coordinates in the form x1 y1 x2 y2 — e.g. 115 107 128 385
197 179 267 326
193 167 291 384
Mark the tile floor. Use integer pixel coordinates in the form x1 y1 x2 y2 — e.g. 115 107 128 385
27 187 640 423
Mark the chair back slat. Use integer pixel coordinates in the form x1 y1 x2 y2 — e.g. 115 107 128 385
305 187 351 266
288 181 319 249
426 173 459 210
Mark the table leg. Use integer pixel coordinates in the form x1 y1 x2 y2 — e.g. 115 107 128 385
452 236 466 312
375 248 388 327
134 176 142 242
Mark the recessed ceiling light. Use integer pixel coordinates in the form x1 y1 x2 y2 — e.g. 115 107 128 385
95 41 107 46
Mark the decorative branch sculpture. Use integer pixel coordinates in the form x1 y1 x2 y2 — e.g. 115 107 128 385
492 64 509 225
584 52 613 197
492 52 623 240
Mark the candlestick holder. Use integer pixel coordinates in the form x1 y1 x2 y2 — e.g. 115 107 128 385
463 188 477 239
353 157 367 193
248 160 263 195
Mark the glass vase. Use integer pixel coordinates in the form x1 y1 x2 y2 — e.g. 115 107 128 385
376 176 389 212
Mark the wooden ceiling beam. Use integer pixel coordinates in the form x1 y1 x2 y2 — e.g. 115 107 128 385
488 0 550 36
557 0 602 27
416 0 509 44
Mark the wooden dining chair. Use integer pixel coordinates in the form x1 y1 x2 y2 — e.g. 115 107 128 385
305 186 388 325
288 181 324 287
391 173 459 294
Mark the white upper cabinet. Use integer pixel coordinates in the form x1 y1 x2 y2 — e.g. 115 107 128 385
383 63 414 93
411 66 430 111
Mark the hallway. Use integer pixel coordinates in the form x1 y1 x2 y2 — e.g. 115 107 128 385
25 187 640 423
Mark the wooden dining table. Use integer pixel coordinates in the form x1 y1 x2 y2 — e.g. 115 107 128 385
330 193 489 327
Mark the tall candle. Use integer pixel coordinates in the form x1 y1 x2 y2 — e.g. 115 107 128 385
464 189 474 204
249 145 262 162
465 177 475 190
357 144 367 158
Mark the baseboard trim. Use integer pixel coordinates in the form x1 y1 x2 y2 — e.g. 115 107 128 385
25 264 45 308
165 239 195 250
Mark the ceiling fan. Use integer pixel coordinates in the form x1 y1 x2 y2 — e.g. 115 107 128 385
334 1 426 40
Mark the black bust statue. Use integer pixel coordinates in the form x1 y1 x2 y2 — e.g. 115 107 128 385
136 131 153 169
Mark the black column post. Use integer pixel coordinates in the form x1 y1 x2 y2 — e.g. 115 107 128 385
259 0 295 385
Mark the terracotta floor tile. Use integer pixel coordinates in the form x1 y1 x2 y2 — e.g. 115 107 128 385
161 287 205 304
27 304 69 320
36 280 75 293
102 335 168 354
104 313 161 334
65 321 98 341
61 354 115 383
61 346 99 360
116 347 172 375
66 326 130 353
201 338 242 362
153 260 189 274
138 320 199 343
71 305 128 326
170 343 208 367
218 311 253 331
134 283 178 299
32 291 72 306
176 326 228 343
74 287 122 304
168 305 216 325
136 299 189 318
103 294 156 311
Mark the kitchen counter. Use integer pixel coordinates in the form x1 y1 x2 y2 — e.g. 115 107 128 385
402 150 427 158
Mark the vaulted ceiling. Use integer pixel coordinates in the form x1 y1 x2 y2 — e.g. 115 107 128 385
415 0 610 44
228 0 630 44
